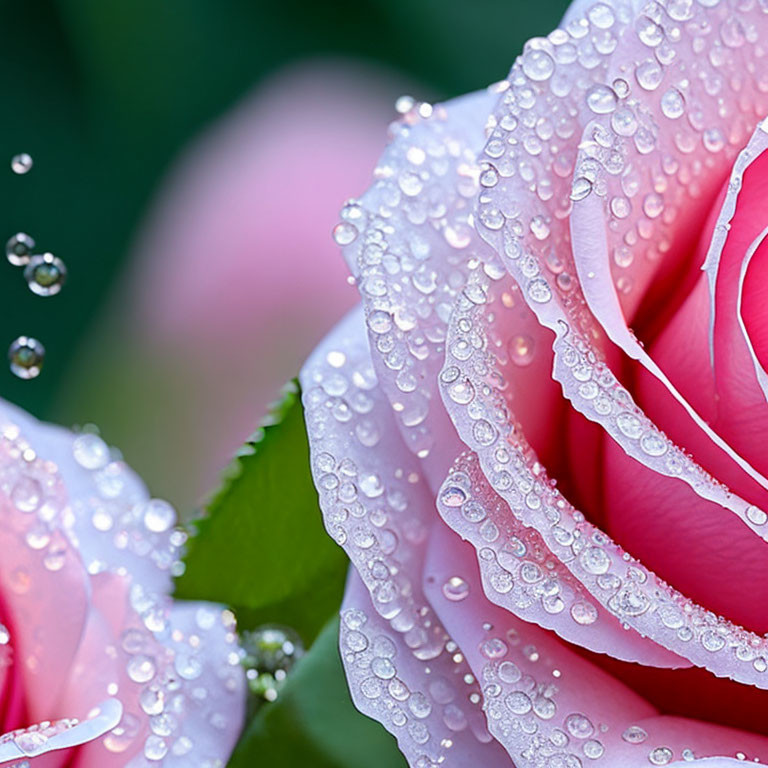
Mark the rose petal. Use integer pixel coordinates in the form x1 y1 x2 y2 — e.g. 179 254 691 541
435 454 686 668
0 402 245 764
438 264 768 687
341 572 511 767
424 531 768 766
302 307 508 764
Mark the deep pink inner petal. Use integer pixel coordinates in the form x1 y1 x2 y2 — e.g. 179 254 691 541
596 149 768 635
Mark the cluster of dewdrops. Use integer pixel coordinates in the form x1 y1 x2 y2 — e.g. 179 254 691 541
6 152 67 380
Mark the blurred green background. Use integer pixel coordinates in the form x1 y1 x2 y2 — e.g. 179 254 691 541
1 0 569 507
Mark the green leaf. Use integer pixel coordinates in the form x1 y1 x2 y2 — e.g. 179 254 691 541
174 380 347 644
229 617 406 768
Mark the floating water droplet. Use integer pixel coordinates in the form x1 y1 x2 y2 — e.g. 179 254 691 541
241 624 304 701
442 576 470 602
9 336 45 379
24 253 67 296
11 153 33 175
6 232 35 266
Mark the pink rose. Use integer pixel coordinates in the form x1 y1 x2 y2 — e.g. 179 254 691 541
0 400 244 765
301 0 768 765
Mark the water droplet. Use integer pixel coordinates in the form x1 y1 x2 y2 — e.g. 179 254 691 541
660 88 685 119
242 625 304 701
584 739 605 759
635 59 663 90
570 601 598 625
11 153 33 175
333 222 358 246
636 16 664 47
24 253 67 296
649 746 674 765
570 177 593 201
127 654 157 683
527 278 552 303
440 485 467 508
622 725 648 744
509 335 535 366
521 48 555 81
746 505 767 526
505 691 532 714
586 85 617 114
141 498 176 533
9 336 45 379
565 713 594 739
442 576 469 602
6 232 35 266
580 546 610 575
395 95 415 114
73 432 110 469
144 735 168 760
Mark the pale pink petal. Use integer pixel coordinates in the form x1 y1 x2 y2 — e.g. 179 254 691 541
341 572 511 767
0 402 245 764
435 457 686 668
424 531 768 766
330 86 500 486
302 308 506 764
437 268 768 687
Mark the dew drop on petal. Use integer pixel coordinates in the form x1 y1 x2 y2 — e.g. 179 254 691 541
660 88 685 119
332 222 358 246
141 498 176 533
521 48 555 82
622 725 648 744
73 432 110 470
746 505 767 526
509 335 535 366
442 576 470 602
586 84 617 114
649 746 674 765
9 336 45 379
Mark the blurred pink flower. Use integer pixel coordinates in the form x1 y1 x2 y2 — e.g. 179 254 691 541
65 60 413 506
